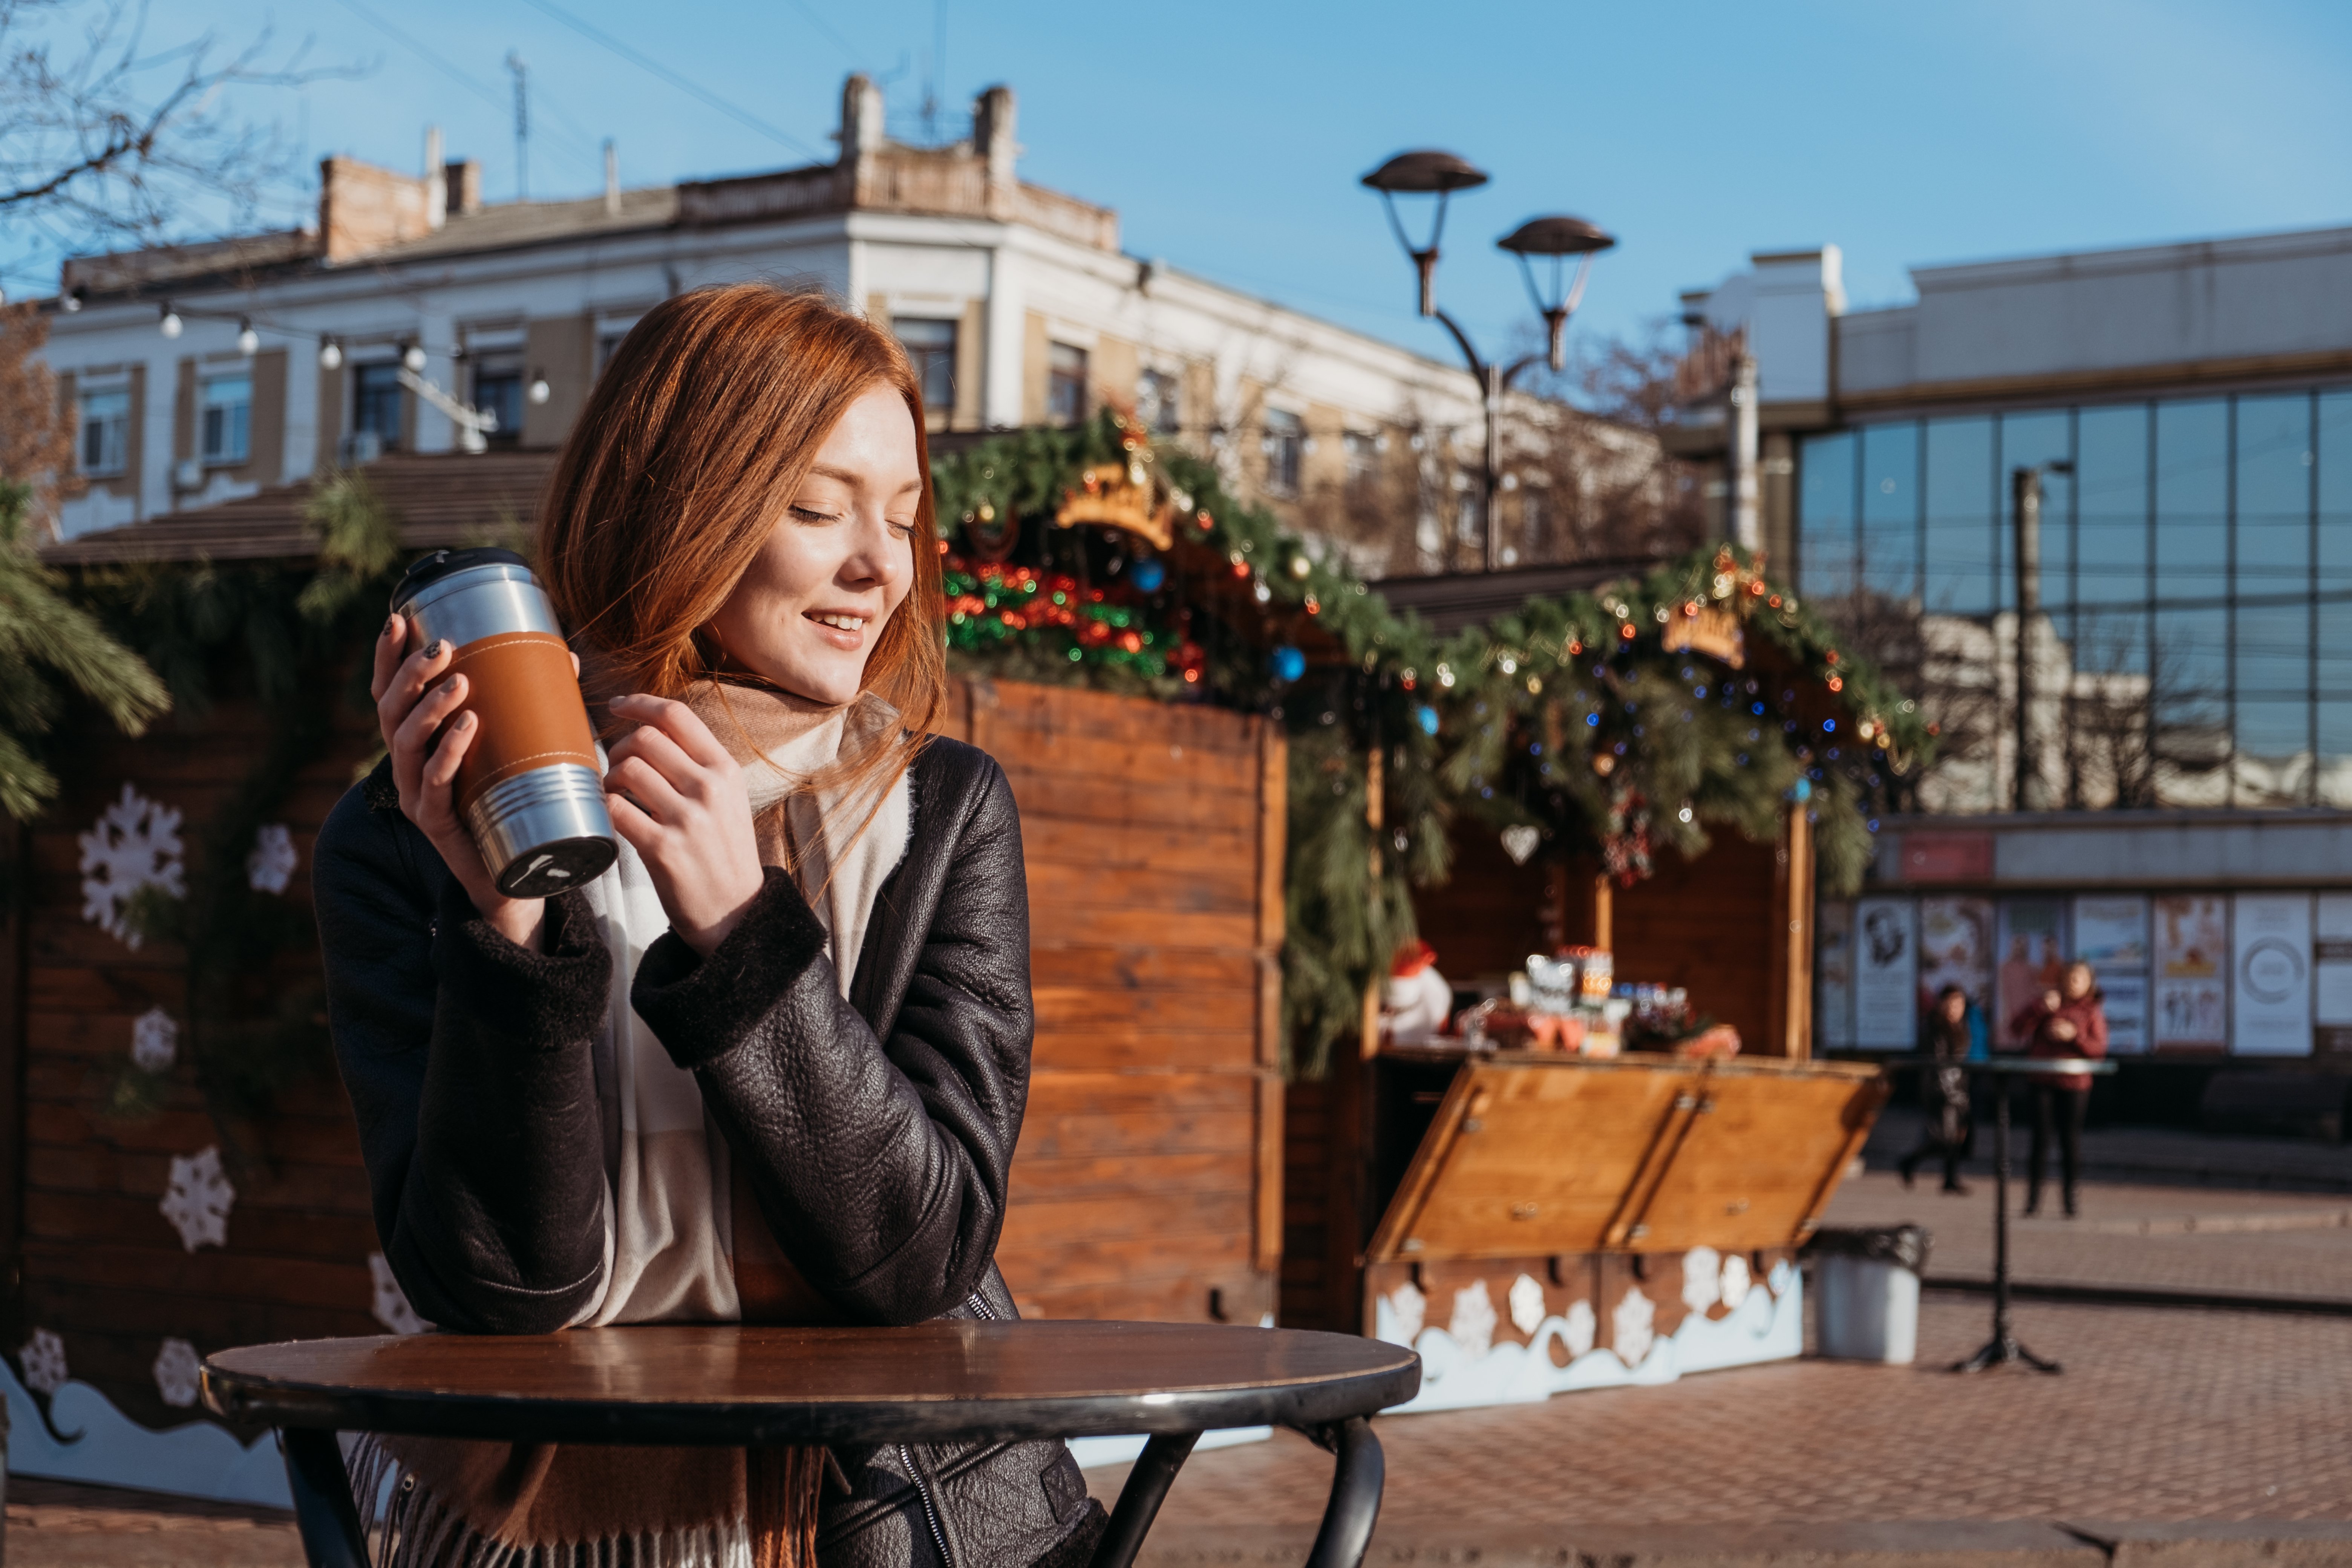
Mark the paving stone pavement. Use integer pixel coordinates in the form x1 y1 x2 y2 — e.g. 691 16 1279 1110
1101 1295 2352 1546
1823 1170 2352 1303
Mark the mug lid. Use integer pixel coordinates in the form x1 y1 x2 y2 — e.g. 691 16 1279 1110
391 547 531 611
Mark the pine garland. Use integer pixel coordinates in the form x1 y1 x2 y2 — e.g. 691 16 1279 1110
935 412 1932 1076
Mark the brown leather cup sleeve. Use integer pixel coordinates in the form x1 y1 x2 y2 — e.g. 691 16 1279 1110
446 631 602 816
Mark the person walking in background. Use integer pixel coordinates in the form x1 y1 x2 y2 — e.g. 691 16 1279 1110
2008 960 2109 1218
1900 985 1976 1195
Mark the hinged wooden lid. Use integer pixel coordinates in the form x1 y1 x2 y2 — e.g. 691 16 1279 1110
1364 1053 1887 1263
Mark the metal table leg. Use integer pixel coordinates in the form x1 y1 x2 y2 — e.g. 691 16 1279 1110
1300 1417 1384 1568
280 1428 370 1568
1089 1431 1201 1568
1954 1075 2060 1375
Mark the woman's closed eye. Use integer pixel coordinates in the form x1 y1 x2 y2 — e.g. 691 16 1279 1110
788 505 840 526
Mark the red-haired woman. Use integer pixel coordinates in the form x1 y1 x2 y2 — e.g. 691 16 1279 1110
314 286 1103 1568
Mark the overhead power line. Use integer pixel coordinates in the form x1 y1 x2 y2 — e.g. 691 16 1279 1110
515 0 828 163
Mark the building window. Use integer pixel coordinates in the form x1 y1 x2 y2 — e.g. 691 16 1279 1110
1343 429 1381 486
1794 386 2352 812
78 387 130 476
354 362 404 450
470 354 524 446
1263 408 1303 495
200 373 252 466
895 318 957 413
1047 342 1088 426
1138 368 1180 434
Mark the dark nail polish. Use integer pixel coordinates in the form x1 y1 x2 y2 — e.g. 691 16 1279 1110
424 640 446 659
383 615 400 638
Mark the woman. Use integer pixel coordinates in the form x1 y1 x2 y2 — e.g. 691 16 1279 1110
2007 959 2109 1219
1898 985 1975 1195
314 285 1105 1568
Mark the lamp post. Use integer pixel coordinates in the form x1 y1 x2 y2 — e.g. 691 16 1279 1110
1361 150 1614 572
2011 459 2073 811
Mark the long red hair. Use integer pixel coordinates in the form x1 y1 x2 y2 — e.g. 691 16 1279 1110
537 284 945 802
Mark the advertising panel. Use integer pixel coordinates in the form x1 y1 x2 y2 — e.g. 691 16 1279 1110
2153 895 2229 1051
2073 895 2150 1054
1853 897 1919 1050
2317 894 2352 1057
1814 900 1856 1052
1919 895 1994 1044
2231 893 2312 1057
1994 899 2068 1049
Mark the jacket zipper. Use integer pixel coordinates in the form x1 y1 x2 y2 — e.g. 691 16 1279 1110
898 1442 956 1568
899 1295 994 1567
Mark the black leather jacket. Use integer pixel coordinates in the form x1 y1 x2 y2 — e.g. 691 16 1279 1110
313 737 1103 1568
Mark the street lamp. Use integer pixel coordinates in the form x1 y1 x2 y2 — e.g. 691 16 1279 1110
1362 150 1614 572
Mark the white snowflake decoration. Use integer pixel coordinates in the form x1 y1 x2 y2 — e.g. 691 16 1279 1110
1720 1253 1753 1311
78 784 185 948
369 1253 429 1335
130 1006 179 1072
1447 1279 1496 1358
1612 1286 1656 1368
19 1329 67 1394
1681 1246 1722 1314
1384 1280 1426 1345
153 1337 201 1407
1508 1273 1547 1336
1562 1298 1597 1360
246 824 298 895
160 1145 234 1251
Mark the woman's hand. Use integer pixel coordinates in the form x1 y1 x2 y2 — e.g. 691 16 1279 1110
371 614 547 950
2046 1017 2078 1043
603 694 765 957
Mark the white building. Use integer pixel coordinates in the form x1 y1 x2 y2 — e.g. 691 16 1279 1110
37 75 1514 573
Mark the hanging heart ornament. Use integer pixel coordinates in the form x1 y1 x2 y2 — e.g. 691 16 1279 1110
1501 825 1541 865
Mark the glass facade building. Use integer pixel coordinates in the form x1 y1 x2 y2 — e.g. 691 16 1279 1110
1797 388 2352 810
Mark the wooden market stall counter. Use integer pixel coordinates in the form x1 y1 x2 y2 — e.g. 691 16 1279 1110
1349 1046 1885 1410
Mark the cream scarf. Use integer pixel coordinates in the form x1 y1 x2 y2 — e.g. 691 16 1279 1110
355 683 915 1568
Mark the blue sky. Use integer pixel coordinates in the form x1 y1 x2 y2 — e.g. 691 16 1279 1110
36 0 2352 368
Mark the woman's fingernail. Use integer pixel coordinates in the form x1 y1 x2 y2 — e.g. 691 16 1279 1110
383 616 400 639
424 640 445 659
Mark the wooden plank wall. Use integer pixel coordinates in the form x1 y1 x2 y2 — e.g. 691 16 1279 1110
937 678 1285 1326
2 675 1283 1430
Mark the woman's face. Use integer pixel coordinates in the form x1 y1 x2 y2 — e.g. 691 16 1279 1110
704 384 920 706
2062 962 2095 1001
1941 992 1968 1024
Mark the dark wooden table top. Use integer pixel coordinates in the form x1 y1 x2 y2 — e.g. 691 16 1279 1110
203 1321 1421 1448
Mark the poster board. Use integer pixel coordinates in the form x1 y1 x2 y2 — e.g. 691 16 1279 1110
2232 893 2313 1057
1919 896 1994 1017
2074 895 2151 1054
1995 899 2067 1049
2153 895 2229 1051
1814 901 1855 1051
1853 897 1918 1049
2317 894 2352 1057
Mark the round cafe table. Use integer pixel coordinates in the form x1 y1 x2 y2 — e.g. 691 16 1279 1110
204 1320 1421 1568
1952 1055 2118 1375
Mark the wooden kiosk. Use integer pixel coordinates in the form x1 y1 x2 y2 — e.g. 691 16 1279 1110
1286 816 1886 1412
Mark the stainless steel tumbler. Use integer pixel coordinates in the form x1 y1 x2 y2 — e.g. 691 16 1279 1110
392 548 618 898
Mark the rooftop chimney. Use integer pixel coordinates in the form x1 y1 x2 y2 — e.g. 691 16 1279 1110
319 155 434 262
973 85 1017 219
424 126 447 230
446 158 483 216
839 74 884 166
604 139 620 216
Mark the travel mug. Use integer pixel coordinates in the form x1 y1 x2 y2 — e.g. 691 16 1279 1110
391 548 618 897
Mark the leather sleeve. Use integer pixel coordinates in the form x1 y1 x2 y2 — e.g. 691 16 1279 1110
632 756 1032 1326
313 779 612 1333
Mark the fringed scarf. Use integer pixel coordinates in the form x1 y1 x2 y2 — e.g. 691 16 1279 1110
355 683 915 1568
